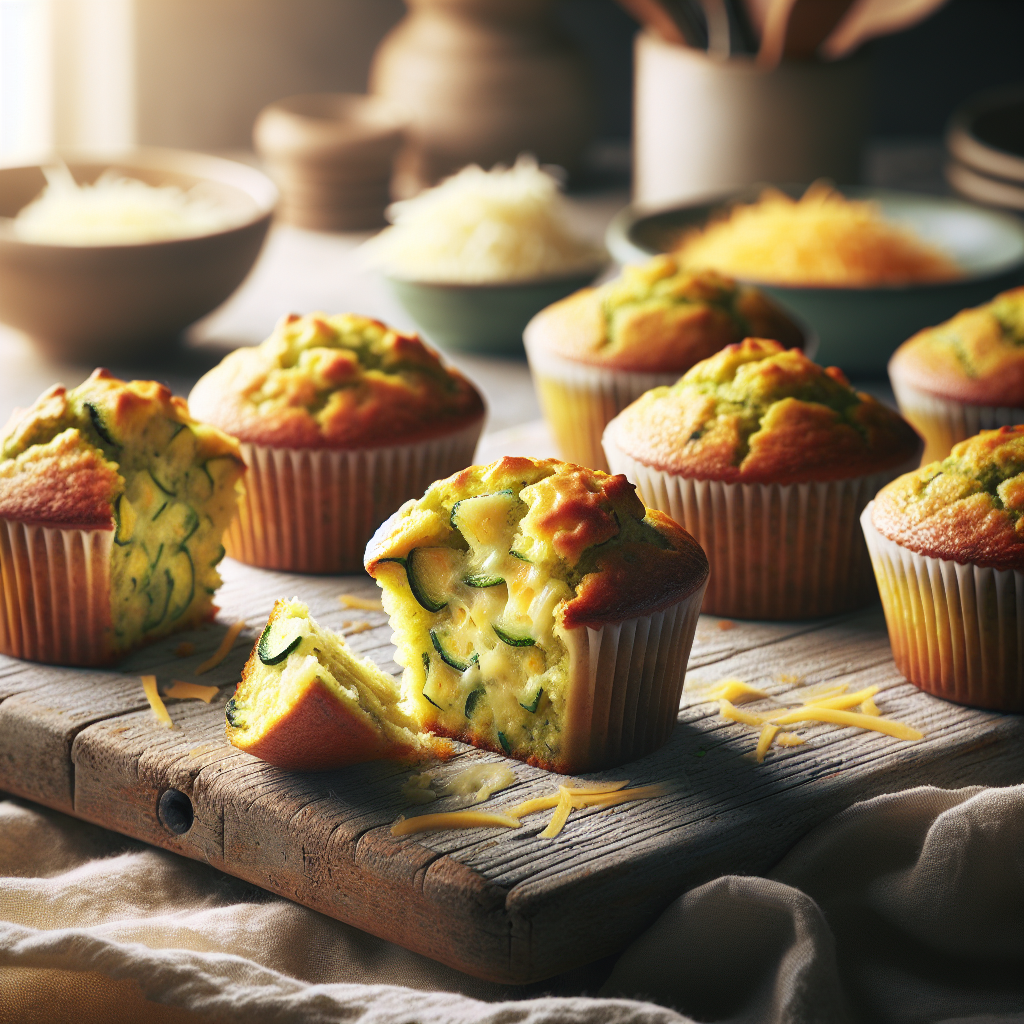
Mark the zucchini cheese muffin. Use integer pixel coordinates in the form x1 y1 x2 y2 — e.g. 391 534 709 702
603 338 922 619
888 287 1024 465
523 256 806 472
226 598 445 770
0 369 244 665
364 456 709 773
189 312 485 573
862 425 1023 711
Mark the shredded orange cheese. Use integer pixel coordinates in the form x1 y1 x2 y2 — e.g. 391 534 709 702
339 594 383 611
794 685 880 712
769 706 922 741
704 680 769 704
195 621 246 675
141 675 173 729
391 810 521 836
860 697 882 717
775 732 805 747
165 681 219 703
540 788 574 838
755 724 779 763
718 699 766 727
675 182 962 286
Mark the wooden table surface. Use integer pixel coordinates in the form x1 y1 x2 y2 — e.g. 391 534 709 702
1 178 1020 985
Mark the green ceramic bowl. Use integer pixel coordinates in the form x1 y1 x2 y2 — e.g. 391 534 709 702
385 271 603 356
606 187 1024 376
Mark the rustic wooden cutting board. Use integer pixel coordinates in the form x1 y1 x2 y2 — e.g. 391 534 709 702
0 558 1020 984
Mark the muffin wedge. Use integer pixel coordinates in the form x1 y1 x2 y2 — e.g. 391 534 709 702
227 598 443 770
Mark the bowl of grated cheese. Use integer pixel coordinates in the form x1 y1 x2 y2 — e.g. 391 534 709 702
606 184 1024 375
361 156 606 355
0 148 277 362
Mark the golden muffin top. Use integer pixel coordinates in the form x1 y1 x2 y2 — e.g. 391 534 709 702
0 368 240 529
605 338 922 484
523 256 805 373
364 456 708 630
871 425 1024 572
888 287 1024 407
188 313 485 449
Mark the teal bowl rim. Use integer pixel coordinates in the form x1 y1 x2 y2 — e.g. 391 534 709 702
605 185 1024 295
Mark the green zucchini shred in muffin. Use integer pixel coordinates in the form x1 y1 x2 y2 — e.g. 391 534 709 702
364 456 708 771
0 368 245 658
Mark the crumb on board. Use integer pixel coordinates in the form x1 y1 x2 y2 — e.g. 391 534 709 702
716 620 735 631
338 594 383 611
175 642 196 658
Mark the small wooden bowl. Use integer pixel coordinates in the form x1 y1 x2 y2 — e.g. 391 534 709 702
254 93 406 231
0 147 276 363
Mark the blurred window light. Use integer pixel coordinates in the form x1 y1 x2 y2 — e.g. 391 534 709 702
0 0 133 162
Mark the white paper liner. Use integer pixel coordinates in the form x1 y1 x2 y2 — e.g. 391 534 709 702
227 420 482 573
861 503 1023 711
560 578 706 772
890 378 1024 465
0 519 113 665
605 435 917 619
524 337 680 472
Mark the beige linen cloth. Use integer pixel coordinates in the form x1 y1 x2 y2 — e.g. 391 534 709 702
1 784 1021 1024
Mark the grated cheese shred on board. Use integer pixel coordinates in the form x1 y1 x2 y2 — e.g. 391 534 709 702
342 621 373 635
702 679 770 703
195 621 246 675
674 182 962 286
141 675 173 729
338 594 383 611
755 724 779 763
360 154 604 283
391 810 522 836
164 681 219 703
711 680 922 760
391 780 666 838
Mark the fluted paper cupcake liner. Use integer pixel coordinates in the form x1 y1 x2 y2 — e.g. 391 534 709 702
861 503 1023 711
560 578 707 772
605 436 917 619
227 421 482 574
524 340 680 472
890 378 1024 466
0 519 113 665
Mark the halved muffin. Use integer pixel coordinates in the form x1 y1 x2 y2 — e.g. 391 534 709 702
226 598 442 770
364 457 709 773
0 369 244 665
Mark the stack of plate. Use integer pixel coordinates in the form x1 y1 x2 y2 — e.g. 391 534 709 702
946 86 1024 213
254 93 406 232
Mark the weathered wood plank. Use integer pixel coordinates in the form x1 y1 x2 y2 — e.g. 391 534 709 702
2 560 1021 984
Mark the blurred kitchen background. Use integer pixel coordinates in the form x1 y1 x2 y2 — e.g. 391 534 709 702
1 0 1021 186
0 0 1022 440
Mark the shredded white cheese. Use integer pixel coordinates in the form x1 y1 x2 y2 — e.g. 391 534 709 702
12 165 246 245
361 155 604 283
